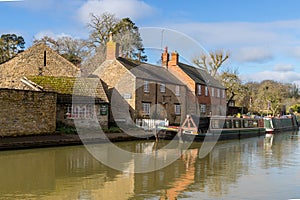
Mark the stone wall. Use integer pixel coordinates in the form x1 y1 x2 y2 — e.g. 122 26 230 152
93 60 135 123
0 89 57 136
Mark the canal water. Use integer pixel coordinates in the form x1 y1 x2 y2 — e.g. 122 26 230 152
0 131 300 200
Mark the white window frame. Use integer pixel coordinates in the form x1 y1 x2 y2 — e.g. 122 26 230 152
200 104 206 113
175 85 180 96
175 104 181 115
197 84 201 96
205 86 208 96
160 83 166 93
66 104 94 119
222 90 226 99
217 88 220 98
211 87 215 97
142 103 150 115
144 81 149 93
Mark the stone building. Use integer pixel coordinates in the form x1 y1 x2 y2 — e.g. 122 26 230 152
161 48 227 117
0 43 80 89
92 37 187 125
24 76 109 128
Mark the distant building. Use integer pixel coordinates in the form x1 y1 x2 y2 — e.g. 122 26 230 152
0 43 80 89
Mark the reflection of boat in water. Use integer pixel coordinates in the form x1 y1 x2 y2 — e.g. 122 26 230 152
157 115 266 142
263 115 299 133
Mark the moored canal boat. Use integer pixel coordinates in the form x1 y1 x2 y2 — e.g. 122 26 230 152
263 115 299 133
157 116 266 142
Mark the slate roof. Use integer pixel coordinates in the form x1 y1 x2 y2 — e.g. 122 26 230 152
28 76 109 102
177 62 225 89
117 57 184 85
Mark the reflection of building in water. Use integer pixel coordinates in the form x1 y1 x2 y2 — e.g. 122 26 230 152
132 138 266 199
0 146 135 200
159 148 198 200
0 136 291 199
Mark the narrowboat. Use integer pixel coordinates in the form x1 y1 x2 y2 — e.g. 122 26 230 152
263 115 299 133
157 115 266 142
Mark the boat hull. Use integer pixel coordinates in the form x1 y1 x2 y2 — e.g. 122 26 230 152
158 127 266 142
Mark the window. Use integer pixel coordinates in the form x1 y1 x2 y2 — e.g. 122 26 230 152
160 83 166 93
197 84 201 95
211 88 215 97
200 104 206 113
144 81 149 93
66 104 94 119
175 85 180 96
175 104 181 115
205 86 208 96
222 90 226 99
142 103 150 115
217 89 220 98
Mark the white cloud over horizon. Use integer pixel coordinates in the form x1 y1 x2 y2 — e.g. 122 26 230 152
34 31 72 40
166 20 300 64
273 64 295 72
241 70 300 83
77 0 155 24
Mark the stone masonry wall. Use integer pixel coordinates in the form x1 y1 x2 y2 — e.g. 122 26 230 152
0 89 57 137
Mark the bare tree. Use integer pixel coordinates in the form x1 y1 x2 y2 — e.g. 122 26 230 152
86 13 146 61
193 50 229 77
87 13 118 49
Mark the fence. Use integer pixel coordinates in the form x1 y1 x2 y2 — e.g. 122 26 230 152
135 118 169 131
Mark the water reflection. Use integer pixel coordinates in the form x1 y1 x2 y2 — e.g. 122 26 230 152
0 131 299 200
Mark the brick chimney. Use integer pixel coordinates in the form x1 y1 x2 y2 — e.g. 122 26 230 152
161 46 169 68
106 32 119 60
168 51 179 66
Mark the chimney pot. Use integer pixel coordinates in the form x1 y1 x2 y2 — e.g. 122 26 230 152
169 51 179 66
106 33 119 60
161 46 169 68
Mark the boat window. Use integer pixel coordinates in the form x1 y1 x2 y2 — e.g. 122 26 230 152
234 120 241 128
224 120 232 128
243 120 248 128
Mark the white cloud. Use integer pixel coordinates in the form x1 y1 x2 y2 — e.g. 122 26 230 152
235 46 273 63
34 30 71 40
77 0 155 24
166 20 300 65
273 64 294 72
241 70 300 83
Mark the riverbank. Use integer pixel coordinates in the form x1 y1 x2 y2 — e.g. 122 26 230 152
0 131 155 151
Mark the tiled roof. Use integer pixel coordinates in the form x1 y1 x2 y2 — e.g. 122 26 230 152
177 62 225 89
28 76 108 102
117 57 184 85
0 43 80 90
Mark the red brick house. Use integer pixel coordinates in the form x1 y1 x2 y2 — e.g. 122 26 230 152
161 48 227 117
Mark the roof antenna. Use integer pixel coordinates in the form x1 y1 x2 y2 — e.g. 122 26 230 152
160 29 165 51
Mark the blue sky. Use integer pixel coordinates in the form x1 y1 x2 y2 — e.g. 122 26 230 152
1 0 300 84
